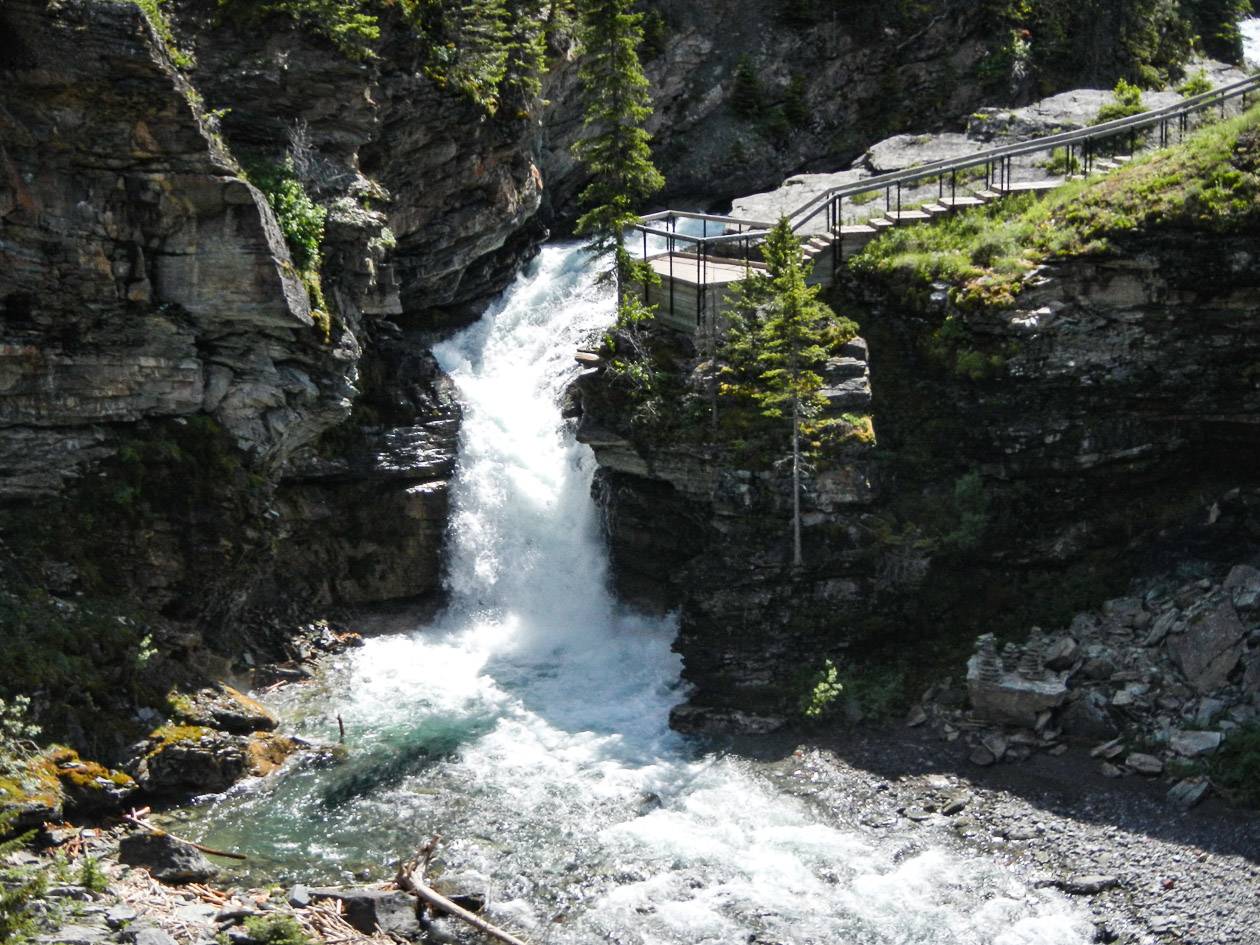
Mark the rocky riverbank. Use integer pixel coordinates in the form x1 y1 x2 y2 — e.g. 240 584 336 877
7 714 1258 945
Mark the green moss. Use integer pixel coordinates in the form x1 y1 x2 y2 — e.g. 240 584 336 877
118 0 193 68
46 748 136 793
145 725 215 759
849 103 1260 312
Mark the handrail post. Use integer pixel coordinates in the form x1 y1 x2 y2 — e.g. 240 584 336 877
668 233 675 321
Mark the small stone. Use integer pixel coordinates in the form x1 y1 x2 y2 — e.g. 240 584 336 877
1061 874 1119 894
1168 778 1211 810
1100 762 1125 778
941 793 971 816
1224 564 1260 611
130 931 178 945
969 745 996 767
1091 737 1126 760
37 925 110 945
1144 610 1179 647
288 885 312 908
1048 743 1069 756
905 705 928 728
981 733 1008 761
903 806 932 822
1194 697 1227 728
1125 753 1163 776
1006 825 1039 841
1170 730 1223 757
1043 636 1079 671
107 906 138 929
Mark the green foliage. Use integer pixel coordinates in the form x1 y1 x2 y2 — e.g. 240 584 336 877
800 660 842 719
784 76 809 129
244 158 332 339
944 471 990 551
1041 146 1082 175
1094 78 1146 125
639 7 667 60
78 857 108 894
838 666 909 722
122 0 193 68
0 810 45 945
243 914 312 945
1182 0 1254 61
214 0 380 58
1178 68 1213 97
1210 723 1260 807
730 57 763 120
572 0 665 293
244 159 326 272
0 700 40 765
985 0 1209 91
849 104 1260 312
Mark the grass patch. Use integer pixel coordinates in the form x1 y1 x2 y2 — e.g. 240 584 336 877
849 103 1260 311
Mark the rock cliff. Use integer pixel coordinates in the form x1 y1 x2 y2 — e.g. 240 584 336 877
576 208 1260 734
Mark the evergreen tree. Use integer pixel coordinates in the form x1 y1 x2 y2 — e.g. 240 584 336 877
720 219 835 567
572 0 665 303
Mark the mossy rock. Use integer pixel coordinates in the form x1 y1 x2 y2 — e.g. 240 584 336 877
0 756 65 831
243 733 299 778
167 684 278 735
46 747 138 816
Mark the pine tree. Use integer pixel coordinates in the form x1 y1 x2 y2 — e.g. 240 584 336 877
720 219 835 567
572 0 665 303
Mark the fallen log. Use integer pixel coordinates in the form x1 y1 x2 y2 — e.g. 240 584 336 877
395 844 529 945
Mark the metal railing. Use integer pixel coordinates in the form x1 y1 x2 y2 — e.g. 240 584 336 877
632 72 1260 300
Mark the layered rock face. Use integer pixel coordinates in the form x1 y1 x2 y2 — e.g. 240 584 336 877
577 229 1260 732
0 0 548 634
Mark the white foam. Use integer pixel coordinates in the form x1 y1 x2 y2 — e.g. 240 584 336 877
184 242 1093 944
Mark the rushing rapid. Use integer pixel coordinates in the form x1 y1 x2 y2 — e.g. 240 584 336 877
180 243 1092 944
1245 17 1260 67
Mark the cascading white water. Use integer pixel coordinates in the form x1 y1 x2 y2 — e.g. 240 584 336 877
1244 18 1260 67
182 243 1093 944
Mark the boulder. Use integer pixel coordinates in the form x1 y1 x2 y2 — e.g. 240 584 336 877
47 749 138 816
307 889 422 938
1170 730 1223 757
170 685 279 735
1224 564 1260 611
1125 753 1164 776
118 833 217 885
1167 600 1245 693
1167 778 1211 810
1060 690 1118 740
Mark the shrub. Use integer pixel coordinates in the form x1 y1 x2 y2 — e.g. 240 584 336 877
1210 723 1260 807
214 0 380 60
730 57 763 120
244 159 326 272
243 914 312 945
124 0 193 68
1094 78 1146 124
1178 69 1213 97
800 660 843 719
0 809 45 944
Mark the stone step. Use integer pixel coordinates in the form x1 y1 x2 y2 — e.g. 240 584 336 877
975 189 1001 201
1113 155 1133 164
995 180 1061 194
920 203 950 216
938 196 986 208
867 217 896 230
886 210 932 224
838 224 878 236
806 237 831 250
1094 159 1120 171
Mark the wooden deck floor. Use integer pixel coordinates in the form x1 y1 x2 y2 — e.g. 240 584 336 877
646 255 764 286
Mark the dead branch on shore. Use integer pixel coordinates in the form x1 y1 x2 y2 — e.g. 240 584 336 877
394 837 531 945
124 808 248 861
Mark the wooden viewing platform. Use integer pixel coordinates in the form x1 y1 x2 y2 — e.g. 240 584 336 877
629 74 1260 334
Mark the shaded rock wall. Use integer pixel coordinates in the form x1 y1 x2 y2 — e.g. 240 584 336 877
577 230 1260 732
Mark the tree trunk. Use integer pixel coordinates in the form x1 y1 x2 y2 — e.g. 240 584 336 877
791 396 803 567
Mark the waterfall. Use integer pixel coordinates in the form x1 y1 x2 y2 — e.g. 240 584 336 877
182 242 1092 944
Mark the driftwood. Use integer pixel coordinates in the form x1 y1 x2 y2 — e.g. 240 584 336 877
124 809 247 861
394 839 530 945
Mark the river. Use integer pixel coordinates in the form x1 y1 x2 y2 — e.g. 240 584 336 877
179 242 1092 944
